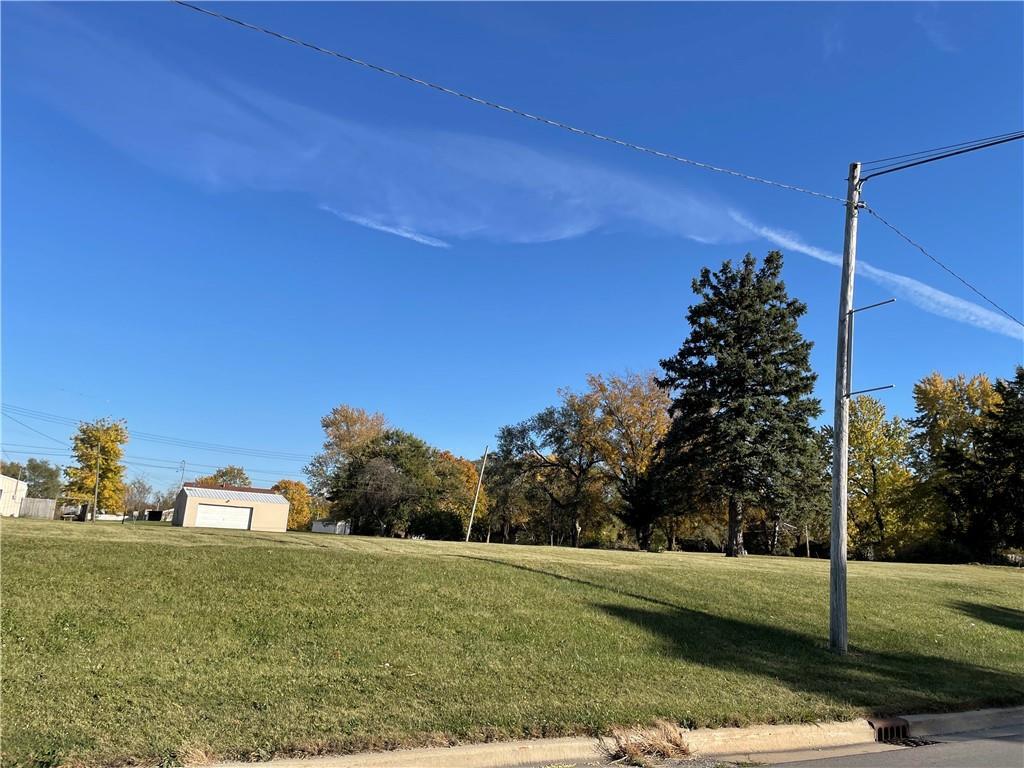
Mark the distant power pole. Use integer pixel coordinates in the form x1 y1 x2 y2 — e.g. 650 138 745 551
465 446 489 543
92 449 102 522
179 460 186 489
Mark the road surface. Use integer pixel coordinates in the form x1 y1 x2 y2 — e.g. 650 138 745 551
774 720 1024 768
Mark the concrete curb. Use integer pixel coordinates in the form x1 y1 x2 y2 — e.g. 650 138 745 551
686 718 876 759
903 706 1024 738
207 737 604 768
205 707 1024 768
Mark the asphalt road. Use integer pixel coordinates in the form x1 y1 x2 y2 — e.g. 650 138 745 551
774 722 1024 768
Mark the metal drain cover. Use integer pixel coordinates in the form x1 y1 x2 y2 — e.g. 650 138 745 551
882 737 941 747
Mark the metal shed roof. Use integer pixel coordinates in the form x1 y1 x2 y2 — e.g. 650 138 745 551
182 486 289 505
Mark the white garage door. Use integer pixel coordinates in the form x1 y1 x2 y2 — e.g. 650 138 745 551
194 503 252 530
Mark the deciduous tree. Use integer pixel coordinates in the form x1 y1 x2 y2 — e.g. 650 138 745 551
123 477 154 513
587 372 672 549
272 479 314 531
937 367 1024 561
1 457 63 498
63 418 129 514
305 405 387 496
194 465 251 487
909 372 1000 548
846 396 916 560
498 392 609 547
328 430 436 536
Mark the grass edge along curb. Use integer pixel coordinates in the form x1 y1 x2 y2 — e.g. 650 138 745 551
206 717 880 767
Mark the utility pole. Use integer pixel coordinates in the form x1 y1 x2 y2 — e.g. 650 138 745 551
179 460 186 488
92 449 102 523
829 161 861 654
465 446 489 543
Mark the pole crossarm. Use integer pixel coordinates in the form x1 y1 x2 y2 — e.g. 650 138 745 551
847 384 895 398
851 298 896 314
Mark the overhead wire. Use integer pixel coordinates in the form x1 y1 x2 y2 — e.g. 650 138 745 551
170 1 1023 332
860 133 1024 181
861 204 1024 328
2 404 312 462
171 0 846 205
862 130 1024 168
2 412 67 446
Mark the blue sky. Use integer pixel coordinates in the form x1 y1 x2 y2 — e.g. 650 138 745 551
2 2 1022 491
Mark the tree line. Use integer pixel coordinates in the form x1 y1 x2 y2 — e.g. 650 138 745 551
301 252 1021 563
6 251 1020 563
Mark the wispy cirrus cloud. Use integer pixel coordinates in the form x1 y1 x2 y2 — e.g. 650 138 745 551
7 4 744 249
8 4 1018 342
730 212 1023 341
320 207 451 248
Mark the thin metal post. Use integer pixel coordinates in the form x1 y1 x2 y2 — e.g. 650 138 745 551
465 446 489 542
92 449 102 522
830 161 861 654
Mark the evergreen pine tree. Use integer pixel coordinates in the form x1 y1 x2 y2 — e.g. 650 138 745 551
659 252 821 556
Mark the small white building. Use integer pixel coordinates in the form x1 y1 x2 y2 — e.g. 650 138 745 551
0 475 29 518
172 483 290 532
312 519 351 535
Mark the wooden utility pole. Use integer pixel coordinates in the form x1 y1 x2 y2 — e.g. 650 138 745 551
464 446 489 542
830 162 861 654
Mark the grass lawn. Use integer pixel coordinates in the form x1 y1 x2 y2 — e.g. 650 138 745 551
2 519 1022 767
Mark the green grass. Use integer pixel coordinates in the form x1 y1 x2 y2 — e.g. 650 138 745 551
2 519 1022 767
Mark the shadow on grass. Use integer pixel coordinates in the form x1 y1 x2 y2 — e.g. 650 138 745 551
596 602 1024 715
955 601 1024 632
459 555 1024 715
453 554 683 610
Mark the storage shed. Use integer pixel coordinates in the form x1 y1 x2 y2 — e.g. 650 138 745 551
0 474 29 518
172 483 289 533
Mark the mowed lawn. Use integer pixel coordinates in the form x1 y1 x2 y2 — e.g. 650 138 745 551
2 520 1022 767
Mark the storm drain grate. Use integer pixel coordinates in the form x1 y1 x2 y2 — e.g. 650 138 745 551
881 737 940 747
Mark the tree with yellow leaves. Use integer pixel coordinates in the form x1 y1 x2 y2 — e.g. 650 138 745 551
193 465 250 487
272 479 313 531
305 404 388 495
909 372 1001 551
63 418 129 516
847 396 916 560
587 372 672 550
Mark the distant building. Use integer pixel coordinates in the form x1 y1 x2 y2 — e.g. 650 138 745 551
171 483 289 532
0 475 29 518
312 519 351 535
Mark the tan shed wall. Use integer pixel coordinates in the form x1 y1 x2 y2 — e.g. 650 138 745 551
175 494 289 533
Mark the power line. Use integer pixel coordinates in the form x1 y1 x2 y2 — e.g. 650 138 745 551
171 1 845 205
1 412 67 446
2 443 304 479
1 449 304 484
1 404 312 462
861 203 1024 328
171 2 1022 335
862 130 1024 168
860 133 1024 182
